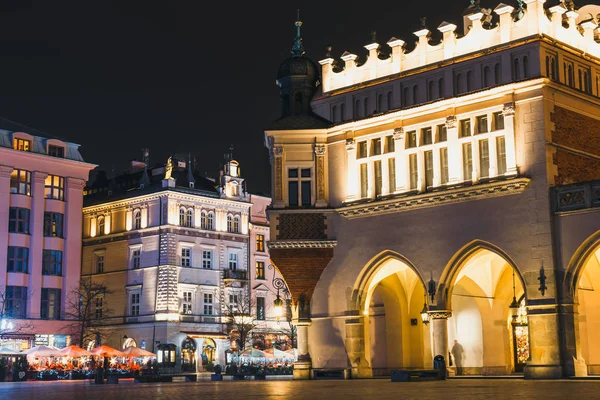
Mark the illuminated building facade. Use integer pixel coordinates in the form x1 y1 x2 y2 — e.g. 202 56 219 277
82 155 285 371
0 128 95 350
266 3 600 379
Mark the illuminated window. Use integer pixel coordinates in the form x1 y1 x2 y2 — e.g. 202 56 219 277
42 250 63 276
424 150 434 188
233 215 240 233
463 143 473 181
406 131 417 148
409 154 418 190
227 214 233 232
476 115 488 134
180 208 193 227
371 138 381 156
181 247 191 268
7 247 29 273
9 207 30 234
228 253 238 270
374 160 382 196
201 211 214 230
385 135 395 153
44 212 64 238
13 138 31 152
256 261 265 280
437 124 447 142
497 137 507 175
459 119 471 138
44 175 65 201
357 142 367 159
203 293 213 315
202 250 212 269
421 128 433 145
41 288 61 320
256 234 265 252
10 169 31 195
360 163 368 198
182 292 192 314
440 148 449 185
388 158 396 193
48 145 65 158
257 297 265 320
229 293 239 310
130 292 140 316
479 140 490 178
6 286 27 318
97 217 105 236
133 210 142 230
493 112 504 130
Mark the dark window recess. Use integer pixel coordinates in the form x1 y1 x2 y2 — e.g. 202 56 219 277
48 145 65 158
7 247 29 273
288 181 299 207
41 288 61 320
301 181 311 206
6 286 27 318
257 297 265 320
9 208 30 234
42 250 63 276
43 212 64 238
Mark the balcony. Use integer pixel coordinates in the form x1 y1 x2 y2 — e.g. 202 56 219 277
223 269 247 281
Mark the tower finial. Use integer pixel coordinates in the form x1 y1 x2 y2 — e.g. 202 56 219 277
291 9 305 57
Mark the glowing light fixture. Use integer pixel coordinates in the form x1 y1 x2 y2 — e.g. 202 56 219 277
420 292 429 325
271 266 287 321
509 268 519 321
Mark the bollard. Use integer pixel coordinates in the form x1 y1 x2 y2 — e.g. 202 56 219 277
433 355 446 380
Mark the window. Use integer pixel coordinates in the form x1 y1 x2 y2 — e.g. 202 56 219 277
497 137 507 175
340 103 346 121
207 212 214 230
6 286 27 318
256 234 265 252
256 261 265 280
95 254 105 274
95 297 103 319
374 160 382 197
130 292 140 316
42 250 63 276
459 119 471 137
44 175 65 200
10 169 31 195
377 94 383 113
203 293 213 315
9 207 30 234
202 250 212 269
385 135 395 153
43 212 64 238
288 168 312 207
440 148 449 185
133 210 142 230
387 91 393 110
409 154 418 190
493 112 504 130
407 131 417 148
13 138 31 152
233 216 240 233
360 163 368 198
97 217 105 236
479 140 490 178
421 128 433 145
388 158 396 194
437 124 447 142
48 145 65 158
424 151 434 188
371 138 382 156
180 208 192 227
227 214 233 232
228 253 238 270
7 247 29 273
257 297 265 320
41 288 61 320
229 293 239 309
201 211 209 230
181 247 191 268
357 142 367 159
463 143 473 181
182 292 192 314
186 209 193 227
476 115 488 134
131 249 141 269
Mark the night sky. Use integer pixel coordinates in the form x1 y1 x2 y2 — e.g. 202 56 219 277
0 1 594 194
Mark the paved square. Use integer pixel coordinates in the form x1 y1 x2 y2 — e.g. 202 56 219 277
0 378 598 399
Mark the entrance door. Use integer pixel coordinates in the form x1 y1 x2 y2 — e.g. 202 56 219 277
512 324 529 372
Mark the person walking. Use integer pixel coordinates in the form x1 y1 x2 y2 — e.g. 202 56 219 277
451 340 465 376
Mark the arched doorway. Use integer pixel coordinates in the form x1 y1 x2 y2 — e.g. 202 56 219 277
123 338 136 349
355 252 428 377
202 338 216 367
575 245 600 375
181 337 197 372
445 247 528 375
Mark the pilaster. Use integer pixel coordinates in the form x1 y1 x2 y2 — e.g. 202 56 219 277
28 171 48 319
273 146 284 208
429 310 451 368
446 116 461 184
393 128 406 192
314 144 327 208
345 138 358 201
0 166 13 286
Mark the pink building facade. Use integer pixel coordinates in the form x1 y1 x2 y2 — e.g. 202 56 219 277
0 130 95 350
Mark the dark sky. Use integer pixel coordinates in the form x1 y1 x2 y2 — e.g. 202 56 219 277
0 1 594 194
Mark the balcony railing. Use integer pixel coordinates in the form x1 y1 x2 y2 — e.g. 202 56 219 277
223 270 247 280
552 180 600 213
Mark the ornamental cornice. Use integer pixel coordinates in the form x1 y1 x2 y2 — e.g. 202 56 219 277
273 146 284 157
428 310 452 319
32 171 49 182
345 138 356 151
66 177 87 190
392 127 404 141
445 115 457 129
338 177 530 219
502 102 515 116
268 240 338 250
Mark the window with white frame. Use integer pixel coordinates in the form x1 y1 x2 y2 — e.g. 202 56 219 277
181 247 192 267
229 293 239 311
202 250 212 269
130 291 141 316
133 210 142 230
233 215 240 233
288 167 312 207
201 211 208 230
228 253 238 270
94 252 105 274
180 208 193 227
356 133 399 199
207 212 214 230
227 214 233 233
131 248 141 269
182 291 193 314
203 293 213 315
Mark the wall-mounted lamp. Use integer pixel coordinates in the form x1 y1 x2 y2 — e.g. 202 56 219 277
538 262 547 296
427 276 436 303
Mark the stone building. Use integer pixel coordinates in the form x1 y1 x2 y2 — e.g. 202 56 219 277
265 3 600 379
0 128 95 350
81 154 286 371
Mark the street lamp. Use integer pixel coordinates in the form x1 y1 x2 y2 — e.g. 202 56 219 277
420 292 429 325
509 269 519 322
272 271 287 321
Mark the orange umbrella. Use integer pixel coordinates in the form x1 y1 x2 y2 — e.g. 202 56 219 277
122 347 156 358
59 345 92 358
90 345 125 357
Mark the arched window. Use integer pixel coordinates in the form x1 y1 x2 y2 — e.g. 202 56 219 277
428 81 435 100
483 66 491 87
523 56 529 78
377 94 383 112
466 71 473 91
364 98 370 117
494 63 501 85
133 210 142 230
550 58 557 81
200 211 207 230
97 217 105 236
186 209 193 227
514 58 521 81
403 87 410 106
207 212 214 230
227 214 233 233
233 216 240 233
340 103 345 122
578 70 583 91
387 91 393 110
294 92 303 115
568 65 574 87
545 56 550 78
583 71 589 93
412 85 418 105
438 79 445 98
179 208 186 226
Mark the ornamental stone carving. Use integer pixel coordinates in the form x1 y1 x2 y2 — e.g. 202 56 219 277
345 138 356 151
274 157 283 201
428 310 452 319
393 127 404 141
273 146 284 157
445 115 458 129
314 144 327 156
502 102 515 116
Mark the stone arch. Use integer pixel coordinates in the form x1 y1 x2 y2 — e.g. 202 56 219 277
438 240 527 309
564 230 600 298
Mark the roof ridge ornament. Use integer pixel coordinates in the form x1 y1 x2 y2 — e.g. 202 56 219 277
291 9 305 58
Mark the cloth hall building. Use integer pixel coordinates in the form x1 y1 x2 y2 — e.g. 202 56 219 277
266 2 600 379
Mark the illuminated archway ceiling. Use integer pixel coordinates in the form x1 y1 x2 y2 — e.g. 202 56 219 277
578 248 600 291
366 258 421 310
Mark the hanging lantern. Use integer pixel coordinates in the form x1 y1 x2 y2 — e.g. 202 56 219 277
420 303 429 325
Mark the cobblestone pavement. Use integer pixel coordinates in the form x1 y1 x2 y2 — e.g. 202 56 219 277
0 378 599 400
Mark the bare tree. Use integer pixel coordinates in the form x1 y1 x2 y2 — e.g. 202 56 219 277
222 289 258 355
64 278 114 348
0 286 34 336
274 319 297 350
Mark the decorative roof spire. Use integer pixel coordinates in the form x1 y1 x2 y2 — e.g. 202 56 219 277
291 9 305 57
139 148 150 188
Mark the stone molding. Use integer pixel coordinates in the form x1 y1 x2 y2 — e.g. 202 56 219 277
32 171 49 183
272 146 284 157
502 102 515 116
445 115 457 129
268 240 338 250
338 177 530 219
67 177 87 190
392 127 404 141
345 138 356 151
428 310 452 319
314 144 327 156
0 165 13 178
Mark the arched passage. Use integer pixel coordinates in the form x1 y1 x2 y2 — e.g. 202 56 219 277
442 243 528 375
352 251 429 377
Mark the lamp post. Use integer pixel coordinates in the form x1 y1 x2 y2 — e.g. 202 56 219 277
509 269 519 322
420 292 429 325
272 276 286 320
